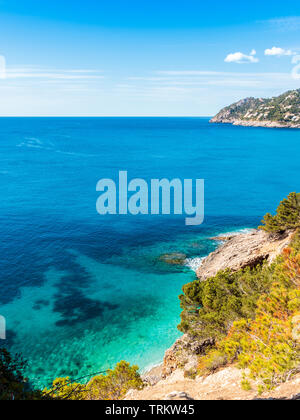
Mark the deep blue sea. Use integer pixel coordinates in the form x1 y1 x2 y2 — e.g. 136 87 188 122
0 117 300 388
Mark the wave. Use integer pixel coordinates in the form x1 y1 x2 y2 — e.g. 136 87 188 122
17 137 53 150
184 228 254 273
17 137 96 158
212 228 255 241
185 257 204 272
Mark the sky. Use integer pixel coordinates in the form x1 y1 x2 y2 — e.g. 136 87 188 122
0 0 300 116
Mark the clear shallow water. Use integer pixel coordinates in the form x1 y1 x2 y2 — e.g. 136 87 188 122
0 117 300 388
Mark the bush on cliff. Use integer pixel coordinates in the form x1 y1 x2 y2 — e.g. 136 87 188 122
85 361 144 400
290 229 300 253
43 376 86 400
198 244 300 392
43 361 144 400
178 263 277 340
260 192 300 234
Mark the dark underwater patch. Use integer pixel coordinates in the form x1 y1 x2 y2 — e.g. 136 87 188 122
53 288 118 327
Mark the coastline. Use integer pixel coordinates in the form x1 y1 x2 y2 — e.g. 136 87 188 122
142 227 294 380
210 119 300 129
209 89 300 130
142 227 260 379
126 226 299 400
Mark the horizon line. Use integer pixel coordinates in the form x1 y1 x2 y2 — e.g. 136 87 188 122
0 115 213 118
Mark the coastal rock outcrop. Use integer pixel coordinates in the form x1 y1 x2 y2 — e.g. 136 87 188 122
159 253 187 265
196 229 294 280
162 334 215 378
210 89 300 129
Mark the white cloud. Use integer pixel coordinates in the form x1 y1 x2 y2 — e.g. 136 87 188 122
224 51 259 64
264 47 296 56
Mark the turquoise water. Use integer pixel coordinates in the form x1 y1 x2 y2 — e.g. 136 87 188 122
0 117 300 388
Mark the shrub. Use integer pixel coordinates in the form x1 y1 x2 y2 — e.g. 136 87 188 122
44 361 144 400
260 192 300 234
198 248 300 392
289 230 300 253
197 349 228 375
43 377 86 400
86 361 144 400
178 263 276 340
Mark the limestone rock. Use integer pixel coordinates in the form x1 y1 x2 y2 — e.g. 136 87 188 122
197 229 293 280
162 334 215 378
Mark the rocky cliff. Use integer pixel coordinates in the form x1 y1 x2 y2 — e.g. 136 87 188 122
196 229 294 280
210 89 300 128
126 228 299 400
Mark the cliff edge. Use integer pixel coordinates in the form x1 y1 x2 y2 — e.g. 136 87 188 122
196 229 294 279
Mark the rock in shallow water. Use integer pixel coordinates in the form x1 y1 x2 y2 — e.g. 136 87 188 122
159 253 187 265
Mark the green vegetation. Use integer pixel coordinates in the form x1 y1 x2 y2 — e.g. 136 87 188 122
212 89 300 125
44 361 144 400
178 263 276 340
85 361 143 400
0 354 143 400
180 194 300 392
0 348 41 400
260 192 300 233
197 246 300 392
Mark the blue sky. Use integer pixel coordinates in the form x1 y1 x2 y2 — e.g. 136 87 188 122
0 0 300 116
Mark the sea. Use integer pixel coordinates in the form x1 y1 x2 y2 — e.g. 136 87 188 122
0 117 299 388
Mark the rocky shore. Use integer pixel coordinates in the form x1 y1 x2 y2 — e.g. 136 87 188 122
197 229 294 280
126 228 299 400
210 118 300 129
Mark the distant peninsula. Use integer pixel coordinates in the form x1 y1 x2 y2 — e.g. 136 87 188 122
210 89 300 128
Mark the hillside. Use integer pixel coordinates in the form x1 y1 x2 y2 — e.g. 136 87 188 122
126 367 300 400
127 193 300 400
210 89 300 128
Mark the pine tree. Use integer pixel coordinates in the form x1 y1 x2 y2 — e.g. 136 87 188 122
260 193 300 233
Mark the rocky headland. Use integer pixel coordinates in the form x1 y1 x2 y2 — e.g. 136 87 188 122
196 229 294 280
210 89 300 128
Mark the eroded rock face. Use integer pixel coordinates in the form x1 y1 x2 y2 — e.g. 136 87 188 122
142 365 163 387
197 229 294 280
162 334 215 378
